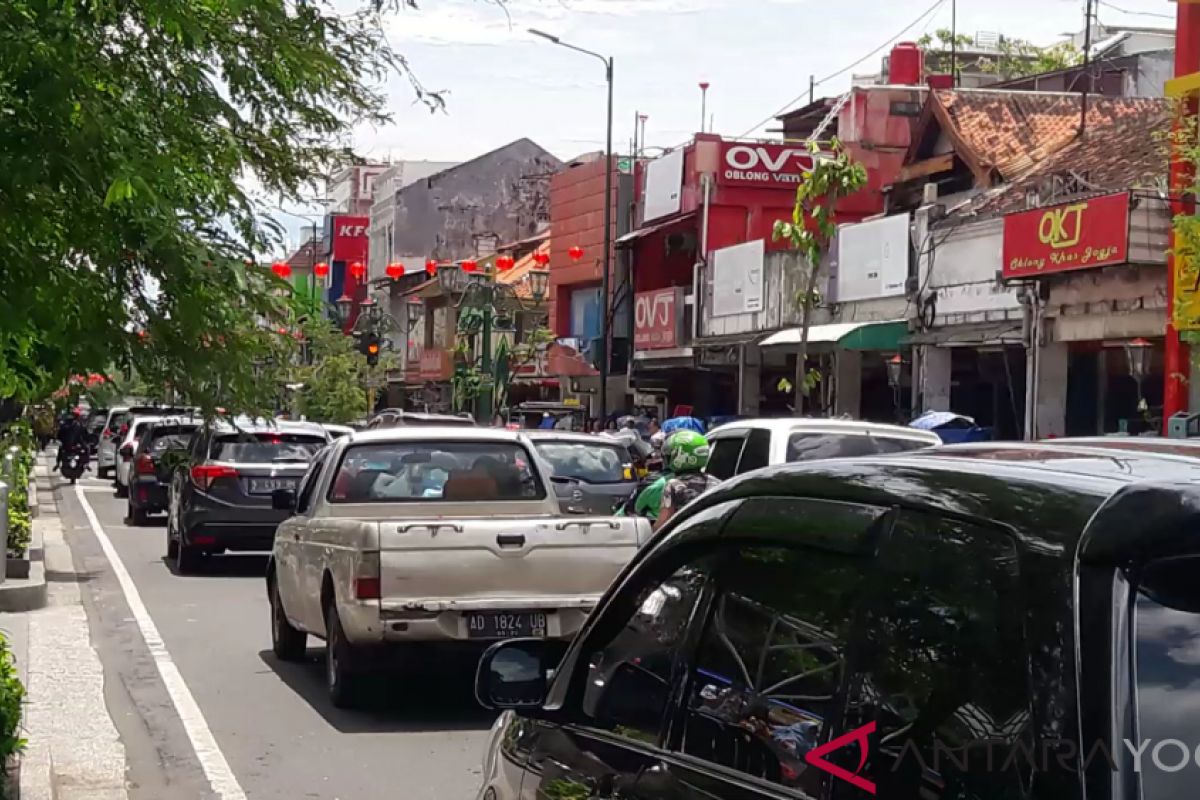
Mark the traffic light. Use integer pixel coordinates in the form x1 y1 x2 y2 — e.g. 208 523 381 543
359 332 381 367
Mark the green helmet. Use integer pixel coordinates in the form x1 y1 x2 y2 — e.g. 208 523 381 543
663 430 711 473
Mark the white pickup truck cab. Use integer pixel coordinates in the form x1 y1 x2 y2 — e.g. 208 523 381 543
265 426 652 708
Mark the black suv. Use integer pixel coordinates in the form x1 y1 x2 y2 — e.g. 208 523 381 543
127 418 201 525
476 444 1200 800
166 418 328 573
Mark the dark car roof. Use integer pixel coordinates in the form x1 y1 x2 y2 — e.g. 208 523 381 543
682 443 1200 557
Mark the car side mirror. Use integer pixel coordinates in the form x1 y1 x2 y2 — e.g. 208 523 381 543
475 638 567 710
271 488 297 511
119 444 134 458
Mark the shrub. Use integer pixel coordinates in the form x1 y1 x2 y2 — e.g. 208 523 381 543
0 632 25 786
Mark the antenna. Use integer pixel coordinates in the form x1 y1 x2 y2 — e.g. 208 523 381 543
699 82 710 133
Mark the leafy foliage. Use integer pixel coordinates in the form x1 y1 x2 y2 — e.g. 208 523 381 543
0 0 440 412
0 630 25 784
918 29 1081 80
772 140 868 412
0 423 35 558
295 319 369 425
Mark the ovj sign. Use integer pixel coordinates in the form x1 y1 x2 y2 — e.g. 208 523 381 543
719 142 824 188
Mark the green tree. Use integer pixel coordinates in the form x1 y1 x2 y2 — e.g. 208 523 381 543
918 29 1081 80
295 319 368 424
0 0 442 411
772 141 868 414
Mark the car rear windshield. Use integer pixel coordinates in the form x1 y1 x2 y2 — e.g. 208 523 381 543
209 433 325 463
787 432 931 462
148 426 198 452
1133 556 1200 800
328 441 546 503
533 441 629 484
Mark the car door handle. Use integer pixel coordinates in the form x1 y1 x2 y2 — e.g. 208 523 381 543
292 532 300 541
496 533 525 547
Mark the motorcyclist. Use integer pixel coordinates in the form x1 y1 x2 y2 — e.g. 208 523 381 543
654 430 720 531
55 407 86 468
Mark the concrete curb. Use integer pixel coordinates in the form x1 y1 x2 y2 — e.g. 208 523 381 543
0 465 49 613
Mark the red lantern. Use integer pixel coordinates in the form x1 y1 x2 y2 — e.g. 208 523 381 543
386 262 406 279
349 261 366 280
313 261 330 279
271 261 291 279
496 255 515 272
533 252 550 267
462 259 478 273
425 259 439 276
568 246 584 261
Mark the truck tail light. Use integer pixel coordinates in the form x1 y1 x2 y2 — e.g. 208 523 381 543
135 454 156 475
191 464 238 490
354 551 381 600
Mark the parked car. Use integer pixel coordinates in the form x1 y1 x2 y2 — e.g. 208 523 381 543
114 415 165 498
475 443 1200 800
83 408 108 454
96 406 130 479
127 418 201 525
321 423 355 439
524 431 638 514
704 417 941 479
100 405 195 479
166 418 329 573
265 426 652 708
366 409 476 429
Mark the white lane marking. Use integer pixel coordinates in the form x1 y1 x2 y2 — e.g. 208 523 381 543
74 484 249 800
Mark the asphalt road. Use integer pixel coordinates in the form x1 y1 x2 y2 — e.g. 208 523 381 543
56 472 493 800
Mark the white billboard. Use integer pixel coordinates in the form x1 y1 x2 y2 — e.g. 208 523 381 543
643 148 685 222
836 213 910 303
711 239 765 317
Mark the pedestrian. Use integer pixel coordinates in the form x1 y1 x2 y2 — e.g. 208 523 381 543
655 430 720 531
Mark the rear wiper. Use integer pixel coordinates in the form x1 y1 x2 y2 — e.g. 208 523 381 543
271 457 309 463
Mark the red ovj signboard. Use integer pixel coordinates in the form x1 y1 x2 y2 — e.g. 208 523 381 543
1002 192 1130 279
634 287 682 350
718 142 821 188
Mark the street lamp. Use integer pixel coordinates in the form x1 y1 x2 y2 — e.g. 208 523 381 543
530 27 614 423
440 262 551 421
1125 337 1153 413
334 293 355 325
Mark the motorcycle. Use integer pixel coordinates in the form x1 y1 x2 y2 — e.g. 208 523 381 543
60 444 89 484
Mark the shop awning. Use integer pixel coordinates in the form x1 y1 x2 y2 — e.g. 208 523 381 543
903 322 1023 347
759 320 908 351
616 212 697 249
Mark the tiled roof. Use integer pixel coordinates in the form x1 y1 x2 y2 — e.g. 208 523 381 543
928 90 1169 184
953 93 1171 216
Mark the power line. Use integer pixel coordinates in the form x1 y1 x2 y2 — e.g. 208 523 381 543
1096 0 1173 21
736 0 948 138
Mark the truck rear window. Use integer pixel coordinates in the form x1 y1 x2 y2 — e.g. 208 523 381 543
210 433 325 463
787 433 931 462
329 441 546 503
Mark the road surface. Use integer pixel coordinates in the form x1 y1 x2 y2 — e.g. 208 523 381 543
55 471 493 800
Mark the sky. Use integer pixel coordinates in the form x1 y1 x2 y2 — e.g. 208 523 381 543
275 0 1178 246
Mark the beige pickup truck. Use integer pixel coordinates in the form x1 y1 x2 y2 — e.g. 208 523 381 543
265 426 652 708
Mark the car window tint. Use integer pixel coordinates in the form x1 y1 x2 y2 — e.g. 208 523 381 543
328 441 545 503
210 433 325 463
706 436 745 480
1133 556 1200 800
787 433 928 462
735 429 772 474
295 450 329 515
681 545 868 794
856 514 1031 797
534 442 628 484
149 429 196 453
580 560 715 746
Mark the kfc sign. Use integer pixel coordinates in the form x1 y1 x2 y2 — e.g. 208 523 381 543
330 214 369 263
634 287 682 350
720 143 823 187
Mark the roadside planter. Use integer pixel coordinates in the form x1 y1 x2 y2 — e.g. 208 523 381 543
0 446 34 580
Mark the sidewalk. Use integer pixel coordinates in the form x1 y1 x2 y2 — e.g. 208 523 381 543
17 461 129 800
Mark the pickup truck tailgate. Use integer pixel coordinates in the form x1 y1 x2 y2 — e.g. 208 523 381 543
378 516 643 608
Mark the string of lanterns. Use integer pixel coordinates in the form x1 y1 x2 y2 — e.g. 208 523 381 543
272 244 582 284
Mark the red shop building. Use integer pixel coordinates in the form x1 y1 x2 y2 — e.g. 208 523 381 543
622 76 928 418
